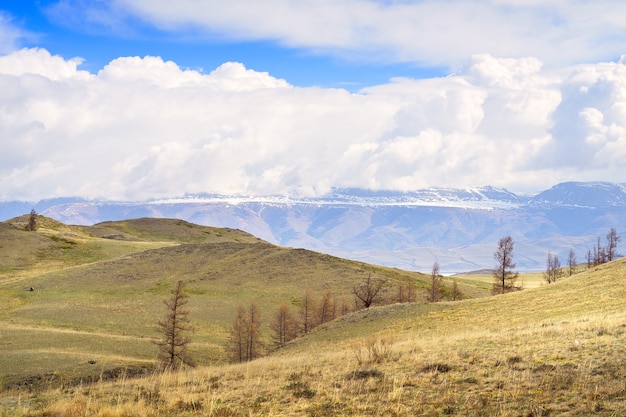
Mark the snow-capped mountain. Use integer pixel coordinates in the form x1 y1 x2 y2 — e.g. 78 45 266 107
529 182 626 208
2 182 625 274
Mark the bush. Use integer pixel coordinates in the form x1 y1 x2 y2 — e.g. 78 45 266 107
350 336 397 365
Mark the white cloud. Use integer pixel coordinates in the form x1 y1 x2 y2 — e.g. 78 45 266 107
49 0 626 69
1 49 626 200
0 47 88 80
0 11 28 54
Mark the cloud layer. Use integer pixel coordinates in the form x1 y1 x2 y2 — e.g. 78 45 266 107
45 0 626 69
1 47 626 201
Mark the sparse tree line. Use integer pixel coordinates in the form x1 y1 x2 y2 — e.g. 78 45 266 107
544 228 621 285
155 270 465 368
492 228 621 293
585 228 621 268
154 229 621 369
227 271 463 363
228 277 398 363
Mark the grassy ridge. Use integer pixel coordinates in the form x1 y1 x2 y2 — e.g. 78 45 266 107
5 259 625 416
0 216 444 390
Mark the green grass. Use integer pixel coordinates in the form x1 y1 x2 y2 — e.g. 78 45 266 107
4 258 624 416
4 215 621 416
2 216 461 390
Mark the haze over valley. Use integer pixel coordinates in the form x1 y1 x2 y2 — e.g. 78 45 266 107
2 181 625 273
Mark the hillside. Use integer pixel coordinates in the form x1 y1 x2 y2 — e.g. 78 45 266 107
0 216 451 392
2 250 625 415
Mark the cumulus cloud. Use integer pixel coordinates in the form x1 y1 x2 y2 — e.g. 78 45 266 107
1 48 626 201
44 0 626 69
548 60 626 171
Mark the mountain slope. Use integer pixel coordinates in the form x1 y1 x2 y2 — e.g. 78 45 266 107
530 181 626 207
2 182 626 273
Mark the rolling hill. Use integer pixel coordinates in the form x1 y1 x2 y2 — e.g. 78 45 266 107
0 215 441 391
1 214 625 416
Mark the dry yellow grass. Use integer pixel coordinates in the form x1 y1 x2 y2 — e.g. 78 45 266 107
3 258 625 416
3 216 454 393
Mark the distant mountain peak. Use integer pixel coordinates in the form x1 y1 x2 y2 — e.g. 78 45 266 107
529 181 626 208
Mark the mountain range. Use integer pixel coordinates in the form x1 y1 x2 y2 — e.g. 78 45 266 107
2 181 625 274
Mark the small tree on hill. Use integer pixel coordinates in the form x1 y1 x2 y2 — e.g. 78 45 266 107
397 280 417 303
567 248 577 276
427 261 444 302
155 280 194 370
228 300 263 362
606 228 621 262
270 303 297 349
245 301 263 361
316 290 335 325
595 236 606 265
26 209 38 231
297 290 316 335
544 252 563 284
229 305 248 363
492 236 519 294
352 274 387 309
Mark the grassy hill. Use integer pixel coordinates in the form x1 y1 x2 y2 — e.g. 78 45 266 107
1 215 624 416
0 216 446 392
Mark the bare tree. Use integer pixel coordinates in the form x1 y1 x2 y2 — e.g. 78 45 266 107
492 236 519 294
26 209 38 231
155 280 194 370
228 300 263 362
229 305 247 363
544 252 563 284
245 301 262 361
316 290 335 325
352 274 387 309
297 290 316 335
427 262 444 302
270 303 297 349
397 279 417 303
596 236 607 265
567 248 577 276
606 228 621 262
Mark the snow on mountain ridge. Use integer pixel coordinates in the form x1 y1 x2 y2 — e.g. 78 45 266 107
152 186 522 209
529 182 626 207
2 182 625 274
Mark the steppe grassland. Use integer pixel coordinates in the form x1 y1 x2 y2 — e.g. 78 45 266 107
453 271 549 290
4 259 626 416
1 217 442 389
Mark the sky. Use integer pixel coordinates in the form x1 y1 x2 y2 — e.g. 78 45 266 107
1 1 626 201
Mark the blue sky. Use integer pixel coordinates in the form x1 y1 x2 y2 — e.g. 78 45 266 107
3 0 444 89
1 1 626 201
